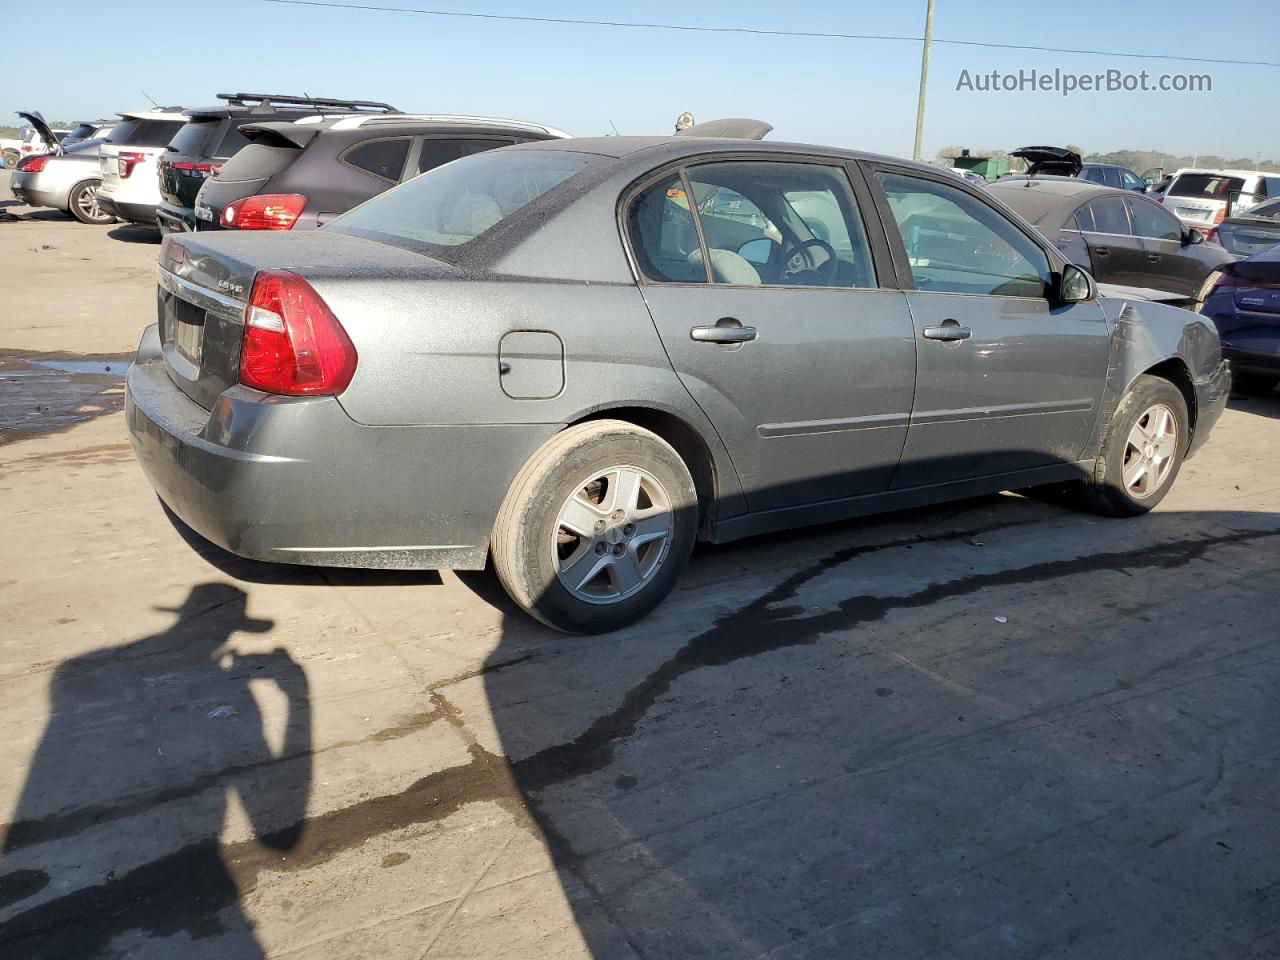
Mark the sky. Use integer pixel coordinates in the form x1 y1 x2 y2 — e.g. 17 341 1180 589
5 0 1278 161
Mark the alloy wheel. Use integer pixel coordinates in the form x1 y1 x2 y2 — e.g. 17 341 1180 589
552 465 674 604
1122 403 1178 499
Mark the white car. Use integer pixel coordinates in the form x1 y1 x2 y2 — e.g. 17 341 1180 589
96 108 187 226
1161 168 1280 237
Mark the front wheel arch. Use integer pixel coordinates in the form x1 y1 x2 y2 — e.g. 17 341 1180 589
1137 358 1197 434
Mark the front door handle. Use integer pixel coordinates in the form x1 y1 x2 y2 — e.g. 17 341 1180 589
1146 252 1161 262
1095 246 1111 256
691 321 757 344
922 322 972 342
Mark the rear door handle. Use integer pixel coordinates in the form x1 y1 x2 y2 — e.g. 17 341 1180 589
1094 246 1110 256
691 322 757 344
1146 252 1161 262
922 323 972 342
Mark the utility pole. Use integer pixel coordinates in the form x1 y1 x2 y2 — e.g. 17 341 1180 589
912 0 937 161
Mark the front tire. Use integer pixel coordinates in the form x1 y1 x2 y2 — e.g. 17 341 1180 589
2 152 16 170
1080 374 1189 516
68 180 113 225
491 420 698 633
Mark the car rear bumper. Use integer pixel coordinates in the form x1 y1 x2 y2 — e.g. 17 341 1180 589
1188 359 1231 457
1222 345 1280 376
98 195 157 225
156 203 195 235
125 325 556 570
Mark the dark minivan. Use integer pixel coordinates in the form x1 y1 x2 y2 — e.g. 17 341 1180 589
191 114 569 232
156 93 400 234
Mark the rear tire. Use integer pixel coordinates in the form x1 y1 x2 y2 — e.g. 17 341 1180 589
1079 374 1189 517
491 420 698 634
2 152 16 170
68 180 113 225
1231 373 1278 397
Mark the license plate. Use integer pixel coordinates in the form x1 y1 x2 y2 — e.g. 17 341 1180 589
175 318 204 365
194 204 213 222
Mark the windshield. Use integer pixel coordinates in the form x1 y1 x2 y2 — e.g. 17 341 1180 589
331 149 595 253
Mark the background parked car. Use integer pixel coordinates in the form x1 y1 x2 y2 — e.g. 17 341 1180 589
1215 196 1280 257
989 177 1233 303
1161 168 1280 237
96 108 189 225
1080 162 1147 192
61 120 114 150
192 114 568 232
1199 245 1280 396
10 132 117 224
157 92 401 234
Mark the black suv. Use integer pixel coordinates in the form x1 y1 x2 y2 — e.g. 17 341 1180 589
156 93 400 234
191 114 568 232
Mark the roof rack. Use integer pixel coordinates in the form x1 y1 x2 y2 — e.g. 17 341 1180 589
216 93 400 113
324 113 570 138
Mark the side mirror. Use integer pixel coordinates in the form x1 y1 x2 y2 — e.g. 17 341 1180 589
1182 229 1205 246
1056 264 1094 303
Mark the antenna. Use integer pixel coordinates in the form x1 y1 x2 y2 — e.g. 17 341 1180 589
608 119 620 136
140 89 160 108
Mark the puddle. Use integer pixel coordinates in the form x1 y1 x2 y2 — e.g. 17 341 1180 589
0 354 135 445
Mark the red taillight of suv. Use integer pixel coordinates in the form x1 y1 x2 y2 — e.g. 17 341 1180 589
239 269 357 396
118 151 148 178
222 194 306 231
19 155 51 174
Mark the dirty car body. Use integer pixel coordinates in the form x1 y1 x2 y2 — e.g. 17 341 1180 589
126 136 1229 627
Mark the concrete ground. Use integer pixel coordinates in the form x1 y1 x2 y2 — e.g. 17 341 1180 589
2 170 1279 959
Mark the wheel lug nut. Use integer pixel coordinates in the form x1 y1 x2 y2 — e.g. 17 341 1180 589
612 544 625 556
612 510 624 521
594 520 606 534
594 542 607 555
623 524 635 537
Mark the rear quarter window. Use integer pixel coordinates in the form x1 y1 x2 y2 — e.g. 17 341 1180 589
341 137 412 182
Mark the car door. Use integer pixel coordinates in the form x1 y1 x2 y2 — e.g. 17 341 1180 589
1127 194 1201 297
629 157 917 512
1077 194 1149 287
866 166 1110 488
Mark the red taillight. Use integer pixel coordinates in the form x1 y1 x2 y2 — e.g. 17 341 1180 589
171 161 220 178
118 151 147 179
19 155 51 173
222 194 306 231
239 270 357 396
1205 226 1220 244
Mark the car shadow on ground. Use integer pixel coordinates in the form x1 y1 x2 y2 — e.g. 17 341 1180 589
1228 391 1280 421
0 583 311 959
107 224 161 244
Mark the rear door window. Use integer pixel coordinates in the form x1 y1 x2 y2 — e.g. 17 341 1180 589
627 174 707 283
1086 196 1131 234
342 137 412 182
416 138 514 176
1073 204 1096 232
1127 198 1183 241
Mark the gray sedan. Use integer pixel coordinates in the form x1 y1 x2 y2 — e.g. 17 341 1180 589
9 138 115 224
126 135 1230 632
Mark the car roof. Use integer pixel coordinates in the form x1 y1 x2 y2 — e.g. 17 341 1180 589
1171 167 1268 180
506 134 914 168
117 109 188 121
987 177 1125 224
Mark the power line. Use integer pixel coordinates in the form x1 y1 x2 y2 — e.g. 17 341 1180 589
263 0 1280 69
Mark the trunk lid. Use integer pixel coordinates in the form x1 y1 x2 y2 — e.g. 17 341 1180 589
1011 145 1083 177
16 111 62 155
156 231 460 409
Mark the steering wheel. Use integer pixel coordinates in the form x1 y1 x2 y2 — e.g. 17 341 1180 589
781 237 839 283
